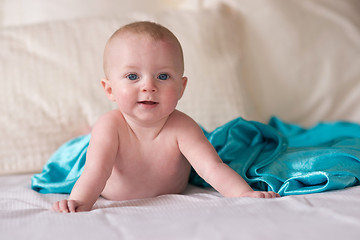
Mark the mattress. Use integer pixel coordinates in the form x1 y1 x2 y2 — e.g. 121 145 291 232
1 174 359 240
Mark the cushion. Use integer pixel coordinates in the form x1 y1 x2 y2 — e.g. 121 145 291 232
0 0 195 26
0 7 245 174
205 0 360 125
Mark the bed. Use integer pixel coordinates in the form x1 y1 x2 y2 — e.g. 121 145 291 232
1 0 360 239
1 173 360 239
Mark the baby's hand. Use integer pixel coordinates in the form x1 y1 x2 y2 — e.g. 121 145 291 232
52 199 89 213
240 190 280 198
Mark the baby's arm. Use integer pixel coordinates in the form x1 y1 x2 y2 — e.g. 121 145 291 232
177 115 279 198
52 113 119 212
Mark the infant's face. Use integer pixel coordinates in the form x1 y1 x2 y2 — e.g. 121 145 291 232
103 34 187 125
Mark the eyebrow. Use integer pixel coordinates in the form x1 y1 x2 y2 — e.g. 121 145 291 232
121 65 139 70
121 65 178 72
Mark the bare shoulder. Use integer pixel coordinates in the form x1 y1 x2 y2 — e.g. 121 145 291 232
90 110 125 141
93 110 124 129
167 110 205 139
167 110 198 128
85 110 122 167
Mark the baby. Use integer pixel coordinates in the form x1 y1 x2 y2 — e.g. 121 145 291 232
53 21 279 213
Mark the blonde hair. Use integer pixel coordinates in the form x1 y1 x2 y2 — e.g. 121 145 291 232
103 21 184 77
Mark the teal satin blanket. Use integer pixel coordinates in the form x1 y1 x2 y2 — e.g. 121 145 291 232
32 117 360 196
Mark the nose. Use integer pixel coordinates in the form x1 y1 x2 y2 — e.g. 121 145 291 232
141 77 157 93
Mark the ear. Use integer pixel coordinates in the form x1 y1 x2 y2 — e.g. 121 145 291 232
101 78 116 102
178 76 188 99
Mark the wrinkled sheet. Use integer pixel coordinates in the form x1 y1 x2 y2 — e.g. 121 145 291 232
1 174 360 240
32 117 360 196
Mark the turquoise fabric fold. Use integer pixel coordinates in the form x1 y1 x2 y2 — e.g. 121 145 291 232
31 134 90 194
32 117 360 196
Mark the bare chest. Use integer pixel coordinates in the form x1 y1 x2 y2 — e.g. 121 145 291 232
102 138 191 200
117 138 183 169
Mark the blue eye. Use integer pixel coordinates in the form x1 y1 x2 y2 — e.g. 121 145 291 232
126 73 138 80
158 73 169 80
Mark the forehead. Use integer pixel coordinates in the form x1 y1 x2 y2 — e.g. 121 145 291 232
108 32 179 53
106 33 183 63
103 30 185 76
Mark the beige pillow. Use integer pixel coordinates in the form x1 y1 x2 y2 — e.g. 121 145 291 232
206 0 360 126
0 0 195 26
0 7 245 174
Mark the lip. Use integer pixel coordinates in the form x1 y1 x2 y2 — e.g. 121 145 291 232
137 101 159 108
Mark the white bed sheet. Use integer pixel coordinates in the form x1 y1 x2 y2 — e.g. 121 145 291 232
1 174 359 240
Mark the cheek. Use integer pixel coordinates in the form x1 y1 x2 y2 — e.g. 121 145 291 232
174 85 185 100
112 86 136 104
162 87 183 105
114 84 133 97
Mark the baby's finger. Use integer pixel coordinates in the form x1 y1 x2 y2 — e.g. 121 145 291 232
264 192 273 198
269 191 281 198
251 191 265 198
52 201 61 212
59 200 70 213
67 200 77 213
262 191 275 198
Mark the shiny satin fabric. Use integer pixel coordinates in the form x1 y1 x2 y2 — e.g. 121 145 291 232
32 117 360 196
31 134 90 194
